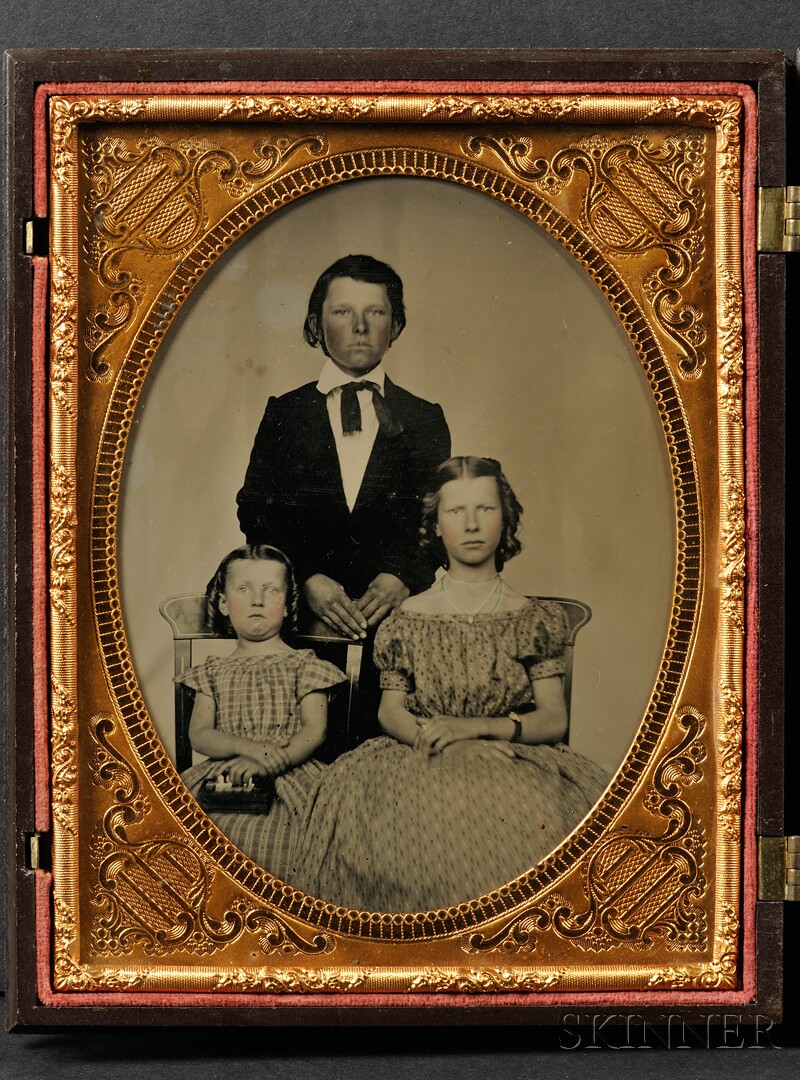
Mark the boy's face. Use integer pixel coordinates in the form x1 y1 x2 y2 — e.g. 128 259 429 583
219 559 287 642
318 276 398 377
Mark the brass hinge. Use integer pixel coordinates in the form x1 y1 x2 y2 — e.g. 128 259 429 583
758 836 800 900
758 187 800 252
22 217 48 256
24 831 52 872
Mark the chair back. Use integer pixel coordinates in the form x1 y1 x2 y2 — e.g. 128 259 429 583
532 596 592 742
159 593 590 767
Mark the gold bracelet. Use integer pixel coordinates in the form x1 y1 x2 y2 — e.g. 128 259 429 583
508 711 523 743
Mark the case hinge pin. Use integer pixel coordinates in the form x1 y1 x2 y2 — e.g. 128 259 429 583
788 837 800 902
22 217 48 257
24 831 52 872
758 835 800 900
758 187 800 252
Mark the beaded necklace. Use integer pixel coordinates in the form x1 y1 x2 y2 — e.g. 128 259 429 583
440 573 503 624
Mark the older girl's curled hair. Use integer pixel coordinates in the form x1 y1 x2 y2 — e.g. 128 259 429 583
205 545 300 638
419 456 524 570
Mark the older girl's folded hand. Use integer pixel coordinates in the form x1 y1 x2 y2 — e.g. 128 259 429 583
414 716 480 754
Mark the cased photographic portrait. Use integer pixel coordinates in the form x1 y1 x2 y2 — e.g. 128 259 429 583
119 174 675 908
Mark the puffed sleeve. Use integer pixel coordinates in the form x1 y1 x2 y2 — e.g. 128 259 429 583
295 652 348 700
175 657 218 697
373 613 414 692
522 601 568 682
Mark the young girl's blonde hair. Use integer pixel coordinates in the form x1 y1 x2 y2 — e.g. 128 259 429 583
205 545 300 638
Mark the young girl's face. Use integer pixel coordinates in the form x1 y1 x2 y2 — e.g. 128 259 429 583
219 558 287 642
436 475 504 572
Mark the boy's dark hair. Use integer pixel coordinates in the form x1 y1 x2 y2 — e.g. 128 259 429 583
205 544 299 638
419 456 524 571
303 254 407 351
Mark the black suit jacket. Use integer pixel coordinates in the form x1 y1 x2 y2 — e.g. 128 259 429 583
236 377 451 597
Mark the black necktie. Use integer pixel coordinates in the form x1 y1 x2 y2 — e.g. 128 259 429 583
339 382 403 437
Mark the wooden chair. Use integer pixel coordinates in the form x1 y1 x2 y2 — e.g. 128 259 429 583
158 594 363 772
159 593 590 770
534 596 592 743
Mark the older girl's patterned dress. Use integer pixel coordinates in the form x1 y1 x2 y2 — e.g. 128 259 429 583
291 601 609 911
178 649 345 880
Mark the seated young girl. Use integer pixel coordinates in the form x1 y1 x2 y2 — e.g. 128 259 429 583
291 457 609 911
178 544 346 879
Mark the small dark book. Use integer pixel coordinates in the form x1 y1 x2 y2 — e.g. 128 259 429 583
197 774 275 815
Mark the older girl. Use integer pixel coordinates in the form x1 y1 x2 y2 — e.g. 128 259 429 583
292 457 608 910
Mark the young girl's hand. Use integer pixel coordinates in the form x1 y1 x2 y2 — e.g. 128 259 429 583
224 756 270 785
260 740 292 776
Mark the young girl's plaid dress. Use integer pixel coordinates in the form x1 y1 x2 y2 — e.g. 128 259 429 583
179 649 345 879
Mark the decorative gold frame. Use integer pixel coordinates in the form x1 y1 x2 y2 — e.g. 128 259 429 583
45 87 749 1000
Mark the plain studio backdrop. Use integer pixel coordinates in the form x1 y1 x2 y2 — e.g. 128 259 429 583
120 175 675 787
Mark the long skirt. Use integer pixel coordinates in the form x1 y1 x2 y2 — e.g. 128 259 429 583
290 736 609 911
181 757 327 881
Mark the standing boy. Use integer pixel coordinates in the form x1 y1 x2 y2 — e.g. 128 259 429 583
237 254 451 745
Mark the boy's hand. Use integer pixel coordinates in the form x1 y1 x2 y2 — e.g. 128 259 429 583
357 574 410 627
304 574 367 640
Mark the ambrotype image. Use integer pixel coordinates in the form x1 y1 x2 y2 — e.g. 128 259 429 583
119 176 675 910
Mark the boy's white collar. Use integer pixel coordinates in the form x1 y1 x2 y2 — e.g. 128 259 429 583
316 359 387 396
